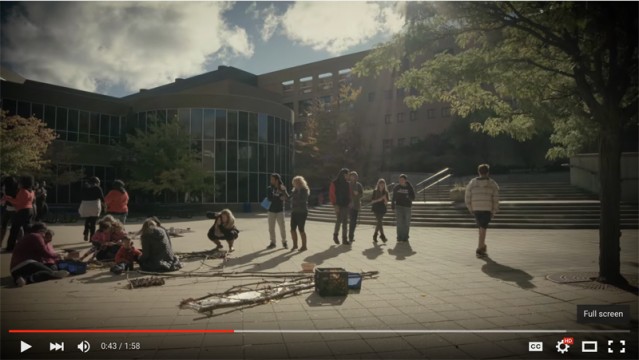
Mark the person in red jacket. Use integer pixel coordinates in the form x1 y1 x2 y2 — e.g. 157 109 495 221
105 180 129 224
3 175 35 252
10 223 70 287
111 237 142 274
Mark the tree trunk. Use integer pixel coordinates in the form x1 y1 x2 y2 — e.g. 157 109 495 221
597 115 625 285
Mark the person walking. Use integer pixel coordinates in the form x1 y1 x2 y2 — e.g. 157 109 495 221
0 175 18 247
465 164 500 257
34 181 48 222
266 173 289 249
391 174 416 243
3 175 36 251
289 176 310 252
105 180 129 224
348 171 364 243
370 178 389 243
329 168 351 245
79 177 104 241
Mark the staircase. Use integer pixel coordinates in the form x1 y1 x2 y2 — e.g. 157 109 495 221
307 171 639 229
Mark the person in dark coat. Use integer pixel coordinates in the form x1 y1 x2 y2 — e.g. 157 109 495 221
206 209 240 252
138 218 182 272
79 177 104 241
328 168 351 245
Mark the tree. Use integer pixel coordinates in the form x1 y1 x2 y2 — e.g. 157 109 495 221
354 2 638 284
0 111 57 175
120 116 214 201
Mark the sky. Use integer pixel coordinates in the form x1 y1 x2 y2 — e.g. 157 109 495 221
0 1 406 98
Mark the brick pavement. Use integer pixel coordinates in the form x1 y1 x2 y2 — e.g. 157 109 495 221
1 214 637 359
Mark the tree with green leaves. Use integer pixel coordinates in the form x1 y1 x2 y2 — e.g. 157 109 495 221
121 116 214 202
354 2 637 284
0 111 57 175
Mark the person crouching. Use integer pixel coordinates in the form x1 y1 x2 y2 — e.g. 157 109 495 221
111 237 142 275
206 209 240 253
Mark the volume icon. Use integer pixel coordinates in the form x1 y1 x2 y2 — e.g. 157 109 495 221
50 342 64 351
77 341 90 353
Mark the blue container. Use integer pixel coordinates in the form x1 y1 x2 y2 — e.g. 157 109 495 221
347 272 362 290
57 261 87 275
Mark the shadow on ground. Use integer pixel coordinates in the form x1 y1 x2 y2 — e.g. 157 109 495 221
362 243 386 260
303 245 352 266
305 292 346 307
387 243 417 260
480 256 536 289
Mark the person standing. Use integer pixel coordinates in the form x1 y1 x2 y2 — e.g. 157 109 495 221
465 164 500 257
34 181 48 222
289 176 310 252
3 176 36 252
371 178 390 243
348 171 364 243
79 177 104 241
266 173 289 249
391 174 416 243
0 175 18 247
329 168 351 245
105 180 129 224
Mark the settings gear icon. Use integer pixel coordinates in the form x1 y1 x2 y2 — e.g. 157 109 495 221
556 340 570 354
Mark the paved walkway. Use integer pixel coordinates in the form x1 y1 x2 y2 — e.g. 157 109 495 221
1 214 637 359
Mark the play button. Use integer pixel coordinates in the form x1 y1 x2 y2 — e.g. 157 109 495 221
20 341 32 353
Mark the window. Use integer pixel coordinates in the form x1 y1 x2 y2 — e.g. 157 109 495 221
178 108 190 132
203 109 216 139
383 139 393 151
398 138 406 147
441 107 451 118
384 114 392 124
238 111 249 141
396 88 405 99
258 113 268 142
338 68 352 85
249 112 258 142
410 136 420 145
384 90 393 100
299 76 313 94
298 99 312 117
202 141 215 170
427 108 436 119
191 108 203 139
32 103 44 120
17 101 31 118
282 80 294 93
215 109 226 140
227 110 238 140
1 99 17 115
396 112 404 123
318 72 333 90
409 111 417 122
267 116 275 144
368 92 376 102
320 96 332 112
215 142 226 171
284 102 294 110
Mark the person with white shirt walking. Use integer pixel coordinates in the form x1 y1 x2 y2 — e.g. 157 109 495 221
465 164 500 257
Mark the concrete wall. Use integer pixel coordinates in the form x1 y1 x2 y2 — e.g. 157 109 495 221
570 152 638 203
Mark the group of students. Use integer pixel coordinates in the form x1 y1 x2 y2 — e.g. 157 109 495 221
0 175 48 252
78 177 129 241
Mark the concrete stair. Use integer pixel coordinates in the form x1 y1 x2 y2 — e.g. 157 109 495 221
307 182 638 229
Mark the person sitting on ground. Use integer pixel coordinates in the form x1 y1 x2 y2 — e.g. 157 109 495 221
85 216 124 261
206 209 240 253
138 218 182 272
10 223 71 287
111 237 142 275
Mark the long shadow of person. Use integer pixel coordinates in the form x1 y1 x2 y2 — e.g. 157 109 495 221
388 243 417 260
245 251 298 272
480 256 536 289
362 243 385 260
303 245 352 266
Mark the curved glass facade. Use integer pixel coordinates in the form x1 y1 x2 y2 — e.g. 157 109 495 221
134 108 294 204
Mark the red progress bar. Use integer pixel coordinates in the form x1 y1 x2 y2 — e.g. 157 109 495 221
9 329 234 334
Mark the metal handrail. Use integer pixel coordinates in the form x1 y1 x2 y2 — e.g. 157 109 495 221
415 167 450 188
418 173 452 194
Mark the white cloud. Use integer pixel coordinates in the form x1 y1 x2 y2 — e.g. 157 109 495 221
1 2 254 95
279 2 405 55
261 5 280 42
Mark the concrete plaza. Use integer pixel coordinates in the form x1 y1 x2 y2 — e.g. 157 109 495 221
1 214 637 359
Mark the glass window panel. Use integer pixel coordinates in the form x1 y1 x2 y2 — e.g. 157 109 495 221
203 176 216 204
215 109 226 140
191 108 203 139
145 111 156 129
110 116 119 138
178 108 190 131
100 136 110 145
249 112 258 142
258 144 267 173
227 173 238 203
258 113 268 142
79 111 89 133
258 174 268 200
267 116 275 144
17 101 31 117
44 105 56 128
203 141 215 170
167 109 178 123
215 141 226 171
281 146 287 176
56 108 68 131
70 179 83 204
238 112 249 141
227 141 238 171
157 109 167 124
67 132 78 142
67 109 79 132
227 110 238 140
79 133 89 143
1 99 17 115
267 145 274 172
90 134 100 144
192 141 202 162
249 143 258 172
31 103 44 120
274 118 281 145
203 109 216 139
100 114 109 136
238 142 250 171
90 113 100 135
238 173 249 203
214 173 226 203
250 174 259 202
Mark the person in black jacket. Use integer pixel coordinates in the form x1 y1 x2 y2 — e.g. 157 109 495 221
329 168 351 245
392 174 416 243
79 177 104 241
206 209 240 253
266 173 289 249
0 175 18 248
